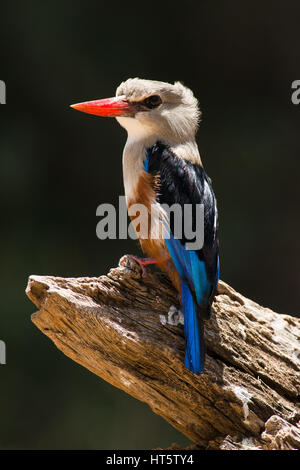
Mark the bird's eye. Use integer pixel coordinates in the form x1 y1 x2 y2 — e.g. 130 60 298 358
143 95 162 109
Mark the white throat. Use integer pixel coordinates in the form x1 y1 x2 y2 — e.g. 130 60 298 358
116 116 201 204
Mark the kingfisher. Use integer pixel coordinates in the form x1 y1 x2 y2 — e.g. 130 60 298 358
71 78 219 374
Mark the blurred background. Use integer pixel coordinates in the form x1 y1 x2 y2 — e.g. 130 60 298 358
0 0 299 450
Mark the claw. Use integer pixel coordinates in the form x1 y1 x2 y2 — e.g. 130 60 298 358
119 255 157 277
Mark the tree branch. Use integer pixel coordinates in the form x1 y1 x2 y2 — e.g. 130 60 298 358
25 255 300 449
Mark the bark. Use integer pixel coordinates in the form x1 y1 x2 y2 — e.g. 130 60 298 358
26 255 300 450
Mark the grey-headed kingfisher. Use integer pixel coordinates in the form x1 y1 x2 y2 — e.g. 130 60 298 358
71 78 219 374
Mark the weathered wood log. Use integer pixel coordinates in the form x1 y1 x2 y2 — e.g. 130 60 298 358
25 255 300 450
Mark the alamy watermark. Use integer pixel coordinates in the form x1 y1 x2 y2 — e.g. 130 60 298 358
0 80 6 104
96 196 204 250
0 340 6 365
291 80 300 105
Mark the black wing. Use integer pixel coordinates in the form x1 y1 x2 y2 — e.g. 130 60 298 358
145 141 219 317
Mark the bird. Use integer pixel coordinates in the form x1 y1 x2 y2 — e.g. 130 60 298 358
71 78 219 374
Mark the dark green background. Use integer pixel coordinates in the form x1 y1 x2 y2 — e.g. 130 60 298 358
0 0 299 449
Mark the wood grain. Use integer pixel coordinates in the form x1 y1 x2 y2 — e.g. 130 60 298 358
26 255 300 449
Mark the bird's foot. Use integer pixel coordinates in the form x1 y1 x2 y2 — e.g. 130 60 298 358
119 255 157 278
161 305 184 326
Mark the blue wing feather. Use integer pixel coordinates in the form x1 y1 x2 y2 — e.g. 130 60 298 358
165 234 209 374
181 279 203 373
164 235 212 305
144 142 219 374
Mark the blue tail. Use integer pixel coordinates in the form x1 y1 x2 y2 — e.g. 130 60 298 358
181 279 205 374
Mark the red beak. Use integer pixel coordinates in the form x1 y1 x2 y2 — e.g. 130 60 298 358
70 96 133 117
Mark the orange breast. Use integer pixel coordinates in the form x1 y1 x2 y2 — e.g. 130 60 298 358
127 171 181 294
